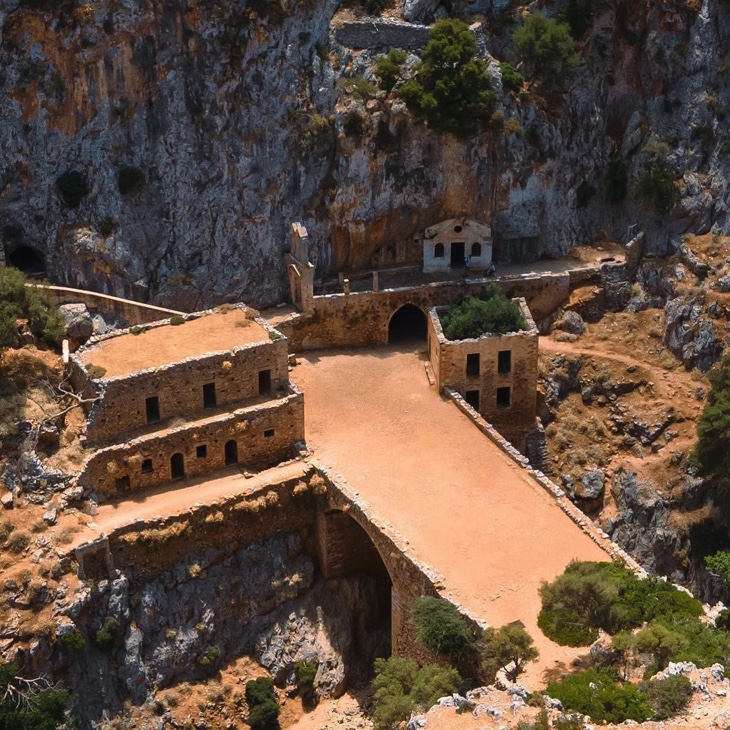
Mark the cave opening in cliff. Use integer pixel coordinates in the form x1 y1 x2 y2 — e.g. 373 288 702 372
6 244 45 276
388 304 427 344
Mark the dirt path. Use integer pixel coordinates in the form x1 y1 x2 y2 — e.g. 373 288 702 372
290 345 610 689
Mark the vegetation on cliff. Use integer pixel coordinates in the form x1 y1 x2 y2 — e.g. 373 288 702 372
397 19 495 137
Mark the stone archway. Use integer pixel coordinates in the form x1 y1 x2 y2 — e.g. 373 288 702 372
387 304 427 344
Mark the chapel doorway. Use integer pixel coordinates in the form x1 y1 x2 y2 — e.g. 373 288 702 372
450 241 465 268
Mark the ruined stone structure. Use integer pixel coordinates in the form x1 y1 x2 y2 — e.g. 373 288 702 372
69 305 304 498
286 222 315 313
421 218 492 273
428 299 538 453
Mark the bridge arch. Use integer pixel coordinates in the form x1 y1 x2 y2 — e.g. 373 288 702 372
387 303 427 344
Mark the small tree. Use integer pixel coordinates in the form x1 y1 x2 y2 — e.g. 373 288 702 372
637 141 676 215
412 596 476 662
691 355 730 478
375 49 407 93
481 624 539 682
0 662 71 730
245 677 279 730
398 19 495 137
643 674 693 720
512 13 579 88
440 288 526 340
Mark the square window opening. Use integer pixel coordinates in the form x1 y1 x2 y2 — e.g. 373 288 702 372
141 459 153 474
465 390 480 411
258 369 272 395
497 386 511 409
466 353 480 377
196 444 207 459
145 396 160 424
498 350 512 374
203 382 217 409
264 428 275 438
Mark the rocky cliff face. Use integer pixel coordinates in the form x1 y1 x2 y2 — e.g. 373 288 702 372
28 531 388 725
1 0 729 308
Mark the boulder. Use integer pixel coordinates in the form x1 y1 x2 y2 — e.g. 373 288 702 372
576 469 605 500
0 493 13 509
555 310 587 335
59 303 93 345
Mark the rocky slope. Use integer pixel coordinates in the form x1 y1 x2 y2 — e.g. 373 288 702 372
1 0 730 308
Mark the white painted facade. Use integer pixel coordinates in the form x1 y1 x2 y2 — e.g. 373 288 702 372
422 219 492 273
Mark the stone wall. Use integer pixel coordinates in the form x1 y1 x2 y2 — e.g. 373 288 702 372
333 20 430 50
428 299 538 452
77 336 290 446
80 387 304 498
279 273 570 351
40 284 185 325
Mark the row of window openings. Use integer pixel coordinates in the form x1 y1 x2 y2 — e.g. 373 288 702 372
145 370 272 424
465 387 511 411
466 351 511 377
434 242 482 258
131 432 277 480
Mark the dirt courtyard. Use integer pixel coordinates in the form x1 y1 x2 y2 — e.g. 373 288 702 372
291 344 610 686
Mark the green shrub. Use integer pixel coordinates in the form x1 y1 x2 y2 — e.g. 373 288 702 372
86 364 107 379
0 662 72 730
691 355 730 478
169 314 186 326
643 674 692 719
504 116 523 135
375 49 407 92
537 561 703 647
93 616 122 651
196 645 221 670
56 170 88 208
545 668 651 724
637 141 676 214
398 19 495 137
117 166 145 195
412 596 476 661
294 659 317 691
59 629 85 650
440 288 526 340
245 677 279 730
512 13 579 88
343 110 364 140
372 657 459 730
499 61 523 93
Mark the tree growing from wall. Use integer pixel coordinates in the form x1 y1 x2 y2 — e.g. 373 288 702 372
398 19 495 137
481 624 539 682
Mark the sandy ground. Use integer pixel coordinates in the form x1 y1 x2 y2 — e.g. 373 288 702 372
79 309 267 378
290 344 610 688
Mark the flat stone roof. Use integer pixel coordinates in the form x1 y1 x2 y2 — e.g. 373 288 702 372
79 309 270 378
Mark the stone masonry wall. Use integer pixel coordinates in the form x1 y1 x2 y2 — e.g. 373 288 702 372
80 337 290 445
428 299 538 452
279 273 570 351
80 388 304 498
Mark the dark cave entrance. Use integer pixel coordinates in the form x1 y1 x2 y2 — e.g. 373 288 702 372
387 304 427 344
6 245 46 276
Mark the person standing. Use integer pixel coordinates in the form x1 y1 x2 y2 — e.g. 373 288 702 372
464 255 471 277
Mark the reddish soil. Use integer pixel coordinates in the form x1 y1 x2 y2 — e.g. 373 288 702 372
79 309 268 378
290 344 610 689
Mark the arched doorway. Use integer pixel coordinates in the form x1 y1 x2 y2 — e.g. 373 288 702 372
6 245 45 276
224 439 238 465
170 453 185 480
387 304 427 344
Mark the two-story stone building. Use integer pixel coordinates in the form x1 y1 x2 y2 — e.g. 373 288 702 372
70 305 304 498
427 298 538 452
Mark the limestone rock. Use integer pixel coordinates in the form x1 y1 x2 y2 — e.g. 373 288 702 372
59 303 93 345
0 493 13 509
555 310 587 336
576 469 605 500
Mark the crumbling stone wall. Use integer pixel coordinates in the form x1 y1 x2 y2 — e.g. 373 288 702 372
78 337 290 445
279 273 570 350
80 387 304 498
428 299 538 452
